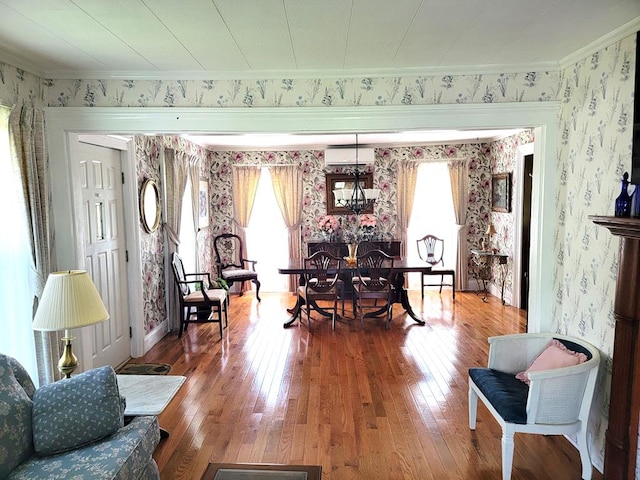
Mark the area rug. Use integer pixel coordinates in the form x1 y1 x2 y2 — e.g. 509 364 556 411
201 463 321 480
117 362 172 375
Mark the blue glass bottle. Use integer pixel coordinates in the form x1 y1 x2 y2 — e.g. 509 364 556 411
615 172 632 217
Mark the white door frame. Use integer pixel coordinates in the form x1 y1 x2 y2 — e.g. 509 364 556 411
67 134 144 363
44 104 559 337
512 142 535 310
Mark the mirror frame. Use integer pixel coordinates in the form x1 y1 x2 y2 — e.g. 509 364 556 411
325 172 374 215
140 178 161 233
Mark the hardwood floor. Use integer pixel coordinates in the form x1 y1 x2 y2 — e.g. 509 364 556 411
139 290 604 480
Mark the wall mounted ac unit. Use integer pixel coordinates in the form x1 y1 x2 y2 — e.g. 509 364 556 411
324 147 374 166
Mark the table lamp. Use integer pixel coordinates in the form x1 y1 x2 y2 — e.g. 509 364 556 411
482 224 497 251
32 270 110 378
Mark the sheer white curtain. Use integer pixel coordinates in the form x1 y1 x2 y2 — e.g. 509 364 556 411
178 174 197 274
0 106 37 380
245 168 289 292
407 161 457 290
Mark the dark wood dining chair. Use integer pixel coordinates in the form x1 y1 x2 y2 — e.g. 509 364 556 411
352 249 395 329
171 252 228 338
213 233 261 302
308 241 342 257
298 250 343 330
356 240 377 256
416 234 455 300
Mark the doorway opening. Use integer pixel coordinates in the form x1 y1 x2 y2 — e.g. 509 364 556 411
520 153 533 312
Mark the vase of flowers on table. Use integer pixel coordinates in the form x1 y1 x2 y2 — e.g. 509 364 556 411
358 214 377 241
317 215 338 241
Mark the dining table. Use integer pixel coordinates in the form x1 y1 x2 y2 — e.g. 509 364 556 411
278 259 432 328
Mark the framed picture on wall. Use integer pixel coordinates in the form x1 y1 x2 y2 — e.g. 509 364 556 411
491 173 511 213
198 179 209 228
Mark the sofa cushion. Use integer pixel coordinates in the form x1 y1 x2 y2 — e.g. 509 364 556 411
469 367 529 424
0 354 36 478
32 365 124 456
8 415 160 480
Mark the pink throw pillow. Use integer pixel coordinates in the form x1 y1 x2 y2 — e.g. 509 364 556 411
515 339 587 384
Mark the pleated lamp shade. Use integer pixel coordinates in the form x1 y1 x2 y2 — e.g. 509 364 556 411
32 270 110 331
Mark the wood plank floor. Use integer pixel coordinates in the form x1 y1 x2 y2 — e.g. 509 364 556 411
138 290 604 480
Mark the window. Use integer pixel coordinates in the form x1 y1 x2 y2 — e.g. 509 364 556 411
178 174 197 274
245 168 289 292
0 106 38 381
406 161 457 290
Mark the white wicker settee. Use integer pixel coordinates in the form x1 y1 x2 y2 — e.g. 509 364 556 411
468 333 600 480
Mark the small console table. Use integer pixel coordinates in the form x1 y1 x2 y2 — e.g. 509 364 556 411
117 374 186 438
470 249 508 304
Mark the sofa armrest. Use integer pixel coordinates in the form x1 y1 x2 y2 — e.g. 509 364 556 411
8 416 160 480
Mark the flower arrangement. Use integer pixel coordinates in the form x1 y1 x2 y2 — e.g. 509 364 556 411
359 214 376 229
318 215 338 235
358 214 377 240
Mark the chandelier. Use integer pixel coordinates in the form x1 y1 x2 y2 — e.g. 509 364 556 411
331 134 381 215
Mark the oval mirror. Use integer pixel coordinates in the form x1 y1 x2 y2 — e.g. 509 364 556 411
140 179 161 233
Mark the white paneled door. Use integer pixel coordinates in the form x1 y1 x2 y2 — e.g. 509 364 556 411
79 142 130 369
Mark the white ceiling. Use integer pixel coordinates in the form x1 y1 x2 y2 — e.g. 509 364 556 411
1 0 638 148
1 0 638 78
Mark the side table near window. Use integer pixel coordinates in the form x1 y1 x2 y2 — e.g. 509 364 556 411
470 249 508 304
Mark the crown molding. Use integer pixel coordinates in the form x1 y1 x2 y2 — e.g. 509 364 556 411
41 61 560 81
560 16 640 69
0 48 46 78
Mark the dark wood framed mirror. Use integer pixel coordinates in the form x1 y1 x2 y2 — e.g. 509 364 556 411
325 172 374 215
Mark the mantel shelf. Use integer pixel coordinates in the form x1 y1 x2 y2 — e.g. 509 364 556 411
589 215 640 239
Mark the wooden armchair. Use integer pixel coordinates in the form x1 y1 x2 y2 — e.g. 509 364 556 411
213 233 261 302
171 253 228 338
468 333 600 480
416 234 455 299
297 250 343 330
352 249 395 329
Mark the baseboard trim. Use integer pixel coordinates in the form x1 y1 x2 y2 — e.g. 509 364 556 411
143 319 168 355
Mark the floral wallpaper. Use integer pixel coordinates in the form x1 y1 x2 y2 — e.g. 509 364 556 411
0 29 637 477
555 34 635 471
36 72 560 108
0 63 42 108
134 136 165 334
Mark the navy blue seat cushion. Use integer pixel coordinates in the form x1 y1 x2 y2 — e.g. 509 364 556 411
469 368 529 424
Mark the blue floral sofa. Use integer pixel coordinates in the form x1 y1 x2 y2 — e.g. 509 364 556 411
0 354 161 479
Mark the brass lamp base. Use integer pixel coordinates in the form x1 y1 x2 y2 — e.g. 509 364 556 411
58 336 78 379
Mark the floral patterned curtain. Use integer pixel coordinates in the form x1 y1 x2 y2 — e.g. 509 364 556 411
231 165 261 291
164 148 189 332
396 161 418 258
447 159 469 289
9 105 57 384
270 165 303 292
